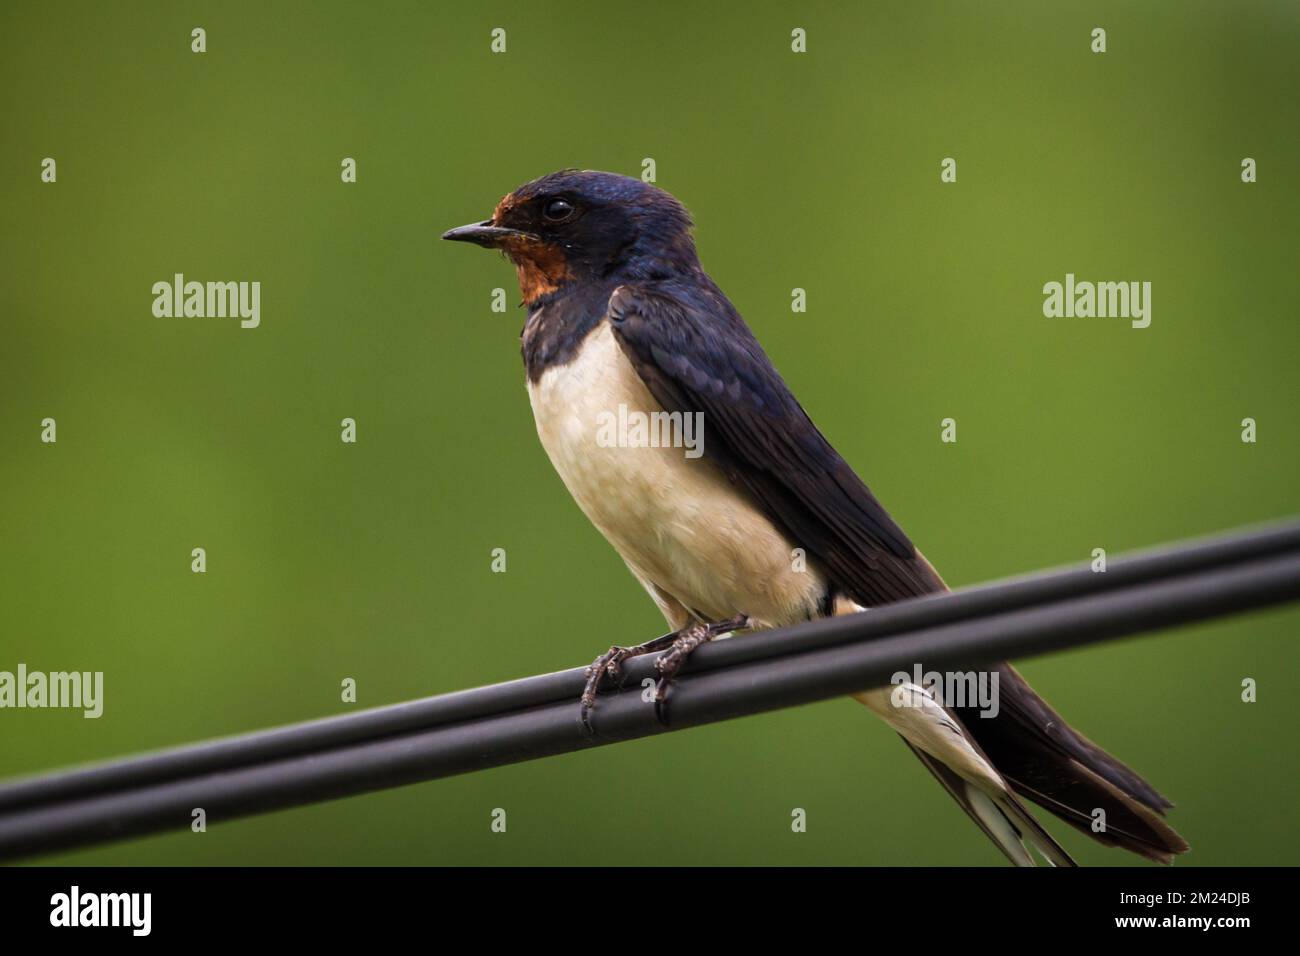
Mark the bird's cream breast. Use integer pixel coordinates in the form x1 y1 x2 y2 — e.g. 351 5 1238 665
526 319 826 627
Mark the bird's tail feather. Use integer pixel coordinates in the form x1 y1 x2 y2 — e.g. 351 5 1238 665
901 739 1076 867
842 555 1188 865
855 680 1077 866
953 663 1189 864
867 665 1189 865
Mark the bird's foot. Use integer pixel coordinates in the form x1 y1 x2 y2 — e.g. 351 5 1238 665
579 614 751 734
580 632 677 734
654 614 751 720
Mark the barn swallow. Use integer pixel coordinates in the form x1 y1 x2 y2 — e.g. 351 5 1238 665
443 170 1189 866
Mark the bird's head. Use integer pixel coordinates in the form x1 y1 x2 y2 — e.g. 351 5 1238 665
442 169 698 306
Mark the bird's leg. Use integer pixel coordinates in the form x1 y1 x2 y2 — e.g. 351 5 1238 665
580 631 678 734
580 614 751 734
654 614 751 717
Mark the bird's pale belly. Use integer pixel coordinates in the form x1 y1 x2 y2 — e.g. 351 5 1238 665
526 320 826 629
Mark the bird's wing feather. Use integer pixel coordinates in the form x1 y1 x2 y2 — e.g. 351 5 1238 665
606 280 942 607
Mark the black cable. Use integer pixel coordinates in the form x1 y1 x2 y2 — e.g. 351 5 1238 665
0 529 1296 861
5 520 1294 816
1 520 1295 815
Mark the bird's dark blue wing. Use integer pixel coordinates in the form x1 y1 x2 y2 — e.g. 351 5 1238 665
606 280 943 606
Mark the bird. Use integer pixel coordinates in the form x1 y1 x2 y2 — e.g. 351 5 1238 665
443 169 1189 866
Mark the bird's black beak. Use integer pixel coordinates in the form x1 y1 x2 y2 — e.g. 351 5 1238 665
441 219 528 248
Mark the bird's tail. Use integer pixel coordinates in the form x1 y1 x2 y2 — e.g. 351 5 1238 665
842 597 1188 865
953 662 1189 864
898 734 1077 867
856 681 1077 866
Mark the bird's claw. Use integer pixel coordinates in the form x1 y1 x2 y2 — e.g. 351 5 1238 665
652 614 752 721
653 623 709 702
581 615 752 732
581 645 636 735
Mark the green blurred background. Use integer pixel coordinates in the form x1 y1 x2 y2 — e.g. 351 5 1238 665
2 0 1297 866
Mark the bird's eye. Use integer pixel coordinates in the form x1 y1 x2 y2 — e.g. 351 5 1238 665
543 198 574 222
